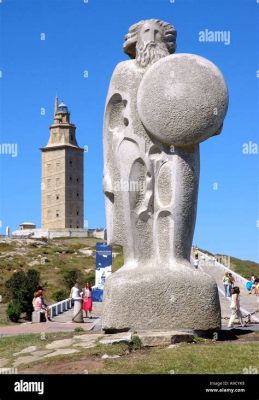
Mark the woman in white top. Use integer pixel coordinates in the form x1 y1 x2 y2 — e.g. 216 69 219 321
70 282 81 306
228 286 244 328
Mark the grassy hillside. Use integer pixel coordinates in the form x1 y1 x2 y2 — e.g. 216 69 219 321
0 238 258 324
0 237 123 306
229 256 259 280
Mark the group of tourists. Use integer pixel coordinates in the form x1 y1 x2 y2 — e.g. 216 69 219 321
32 282 93 322
70 282 93 318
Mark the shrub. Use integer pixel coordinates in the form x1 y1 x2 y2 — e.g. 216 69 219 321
131 335 142 350
82 270 95 286
64 248 75 254
62 269 83 290
52 289 69 302
5 269 41 320
6 300 22 322
74 327 84 333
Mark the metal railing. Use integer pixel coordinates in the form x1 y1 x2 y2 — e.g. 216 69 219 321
48 298 72 318
196 251 249 287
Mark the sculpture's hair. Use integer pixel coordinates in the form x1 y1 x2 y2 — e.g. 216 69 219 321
123 19 177 59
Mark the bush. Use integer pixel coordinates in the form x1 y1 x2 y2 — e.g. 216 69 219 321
131 335 142 350
52 289 69 302
64 248 75 254
5 269 41 320
62 269 83 290
82 270 95 286
6 300 22 322
74 327 84 333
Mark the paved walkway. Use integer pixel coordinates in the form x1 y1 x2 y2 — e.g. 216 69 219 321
0 305 102 337
197 253 259 327
1 258 258 336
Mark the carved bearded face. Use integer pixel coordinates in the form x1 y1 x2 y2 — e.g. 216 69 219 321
136 21 170 68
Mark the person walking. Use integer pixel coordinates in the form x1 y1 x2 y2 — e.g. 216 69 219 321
228 286 244 328
194 258 199 269
82 282 93 319
222 272 231 297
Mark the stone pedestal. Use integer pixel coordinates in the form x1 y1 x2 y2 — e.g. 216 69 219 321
102 263 221 332
72 298 83 323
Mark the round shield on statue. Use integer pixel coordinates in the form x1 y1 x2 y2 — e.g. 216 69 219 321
137 53 228 147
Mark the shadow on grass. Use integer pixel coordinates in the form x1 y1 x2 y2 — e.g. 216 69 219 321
195 328 255 341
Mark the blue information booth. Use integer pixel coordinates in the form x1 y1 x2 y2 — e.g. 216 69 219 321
92 242 112 302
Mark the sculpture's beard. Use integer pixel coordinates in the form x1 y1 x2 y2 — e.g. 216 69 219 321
135 41 169 68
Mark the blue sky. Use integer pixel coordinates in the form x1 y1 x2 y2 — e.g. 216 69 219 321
0 0 258 261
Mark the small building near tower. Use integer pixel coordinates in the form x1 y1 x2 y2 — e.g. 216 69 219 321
41 97 84 230
19 222 36 230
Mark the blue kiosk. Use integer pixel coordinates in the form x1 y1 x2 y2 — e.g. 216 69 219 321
92 242 112 302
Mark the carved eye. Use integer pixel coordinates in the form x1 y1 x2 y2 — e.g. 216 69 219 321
144 28 150 33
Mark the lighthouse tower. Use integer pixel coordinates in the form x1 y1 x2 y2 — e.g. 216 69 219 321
41 97 84 229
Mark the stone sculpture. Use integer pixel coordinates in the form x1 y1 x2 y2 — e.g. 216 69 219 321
102 19 228 332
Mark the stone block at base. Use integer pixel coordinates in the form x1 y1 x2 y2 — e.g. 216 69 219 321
102 265 221 332
99 332 132 345
135 331 194 347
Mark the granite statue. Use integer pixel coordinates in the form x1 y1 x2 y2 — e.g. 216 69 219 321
102 19 228 332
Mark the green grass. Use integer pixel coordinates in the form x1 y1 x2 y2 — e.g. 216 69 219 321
0 332 83 366
112 254 124 272
1 334 128 370
16 342 128 372
0 242 15 252
53 237 100 248
0 238 102 305
229 256 259 280
9 339 259 374
99 343 259 374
